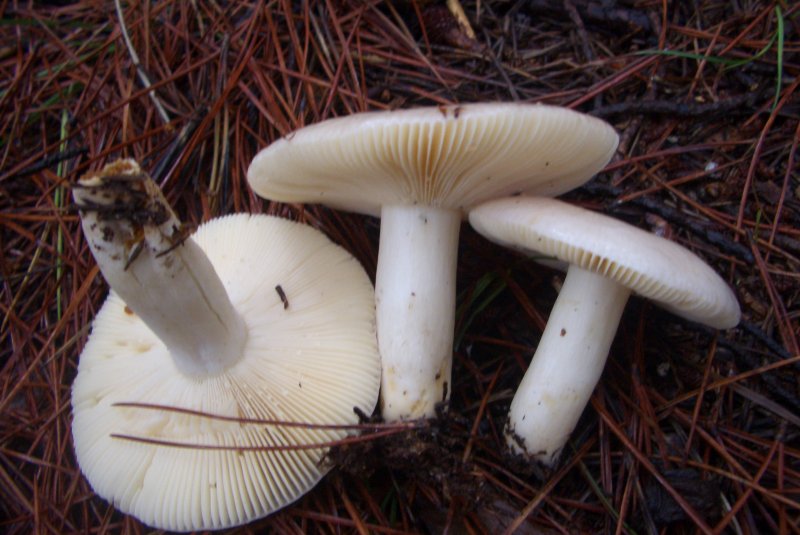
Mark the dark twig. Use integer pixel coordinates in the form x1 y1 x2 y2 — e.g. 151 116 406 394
591 93 762 119
582 181 755 263
2 146 88 181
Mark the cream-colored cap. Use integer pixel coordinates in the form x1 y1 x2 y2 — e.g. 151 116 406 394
469 197 740 329
247 103 619 217
72 214 380 531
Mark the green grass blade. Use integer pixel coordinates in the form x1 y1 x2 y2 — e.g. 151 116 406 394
773 6 784 110
55 109 69 320
455 271 507 350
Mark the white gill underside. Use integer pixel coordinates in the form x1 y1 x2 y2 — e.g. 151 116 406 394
248 104 619 215
72 210 381 531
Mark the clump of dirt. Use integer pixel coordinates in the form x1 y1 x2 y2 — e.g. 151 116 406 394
328 406 488 507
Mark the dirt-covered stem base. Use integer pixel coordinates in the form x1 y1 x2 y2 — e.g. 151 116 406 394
376 204 461 421
505 266 630 465
73 160 246 377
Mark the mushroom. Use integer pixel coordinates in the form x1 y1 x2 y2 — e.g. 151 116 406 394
468 197 740 466
247 103 618 421
71 160 381 531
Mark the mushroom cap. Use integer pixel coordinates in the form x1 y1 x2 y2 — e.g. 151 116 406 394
247 103 619 217
72 214 381 531
469 197 740 329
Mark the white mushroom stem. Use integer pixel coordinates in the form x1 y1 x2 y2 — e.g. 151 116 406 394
376 204 461 421
74 161 246 377
505 266 631 465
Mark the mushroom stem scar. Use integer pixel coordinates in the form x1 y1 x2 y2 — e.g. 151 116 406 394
505 266 630 464
73 160 246 377
376 204 461 420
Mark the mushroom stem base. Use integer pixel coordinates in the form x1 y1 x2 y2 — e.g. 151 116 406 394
505 266 630 465
74 161 247 377
376 204 461 421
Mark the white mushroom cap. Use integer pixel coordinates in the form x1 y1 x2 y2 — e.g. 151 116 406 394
470 197 740 465
469 197 740 328
247 103 618 422
72 213 381 531
247 102 619 217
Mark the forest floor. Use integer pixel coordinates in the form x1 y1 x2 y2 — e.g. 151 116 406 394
1 1 798 533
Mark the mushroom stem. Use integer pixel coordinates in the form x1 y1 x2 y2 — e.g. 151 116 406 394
505 265 630 465
376 204 461 420
73 160 246 377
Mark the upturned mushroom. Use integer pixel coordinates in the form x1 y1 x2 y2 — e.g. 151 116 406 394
71 160 381 531
469 197 740 466
247 103 618 421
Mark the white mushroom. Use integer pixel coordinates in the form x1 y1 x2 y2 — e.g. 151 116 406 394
71 160 380 531
247 103 618 421
469 197 740 466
